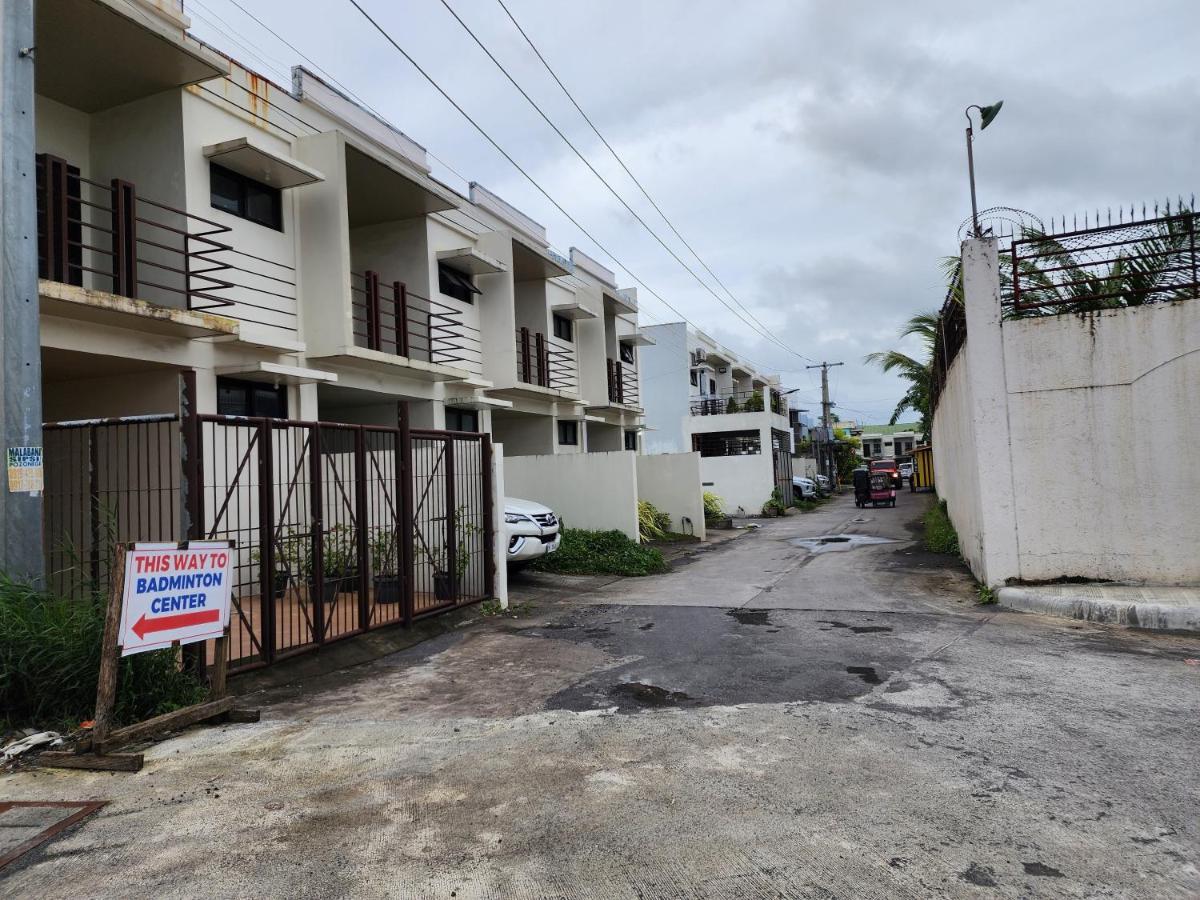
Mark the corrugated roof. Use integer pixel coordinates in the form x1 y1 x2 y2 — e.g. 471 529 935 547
859 423 922 435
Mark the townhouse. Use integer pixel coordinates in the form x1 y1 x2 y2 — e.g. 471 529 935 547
32 0 648 446
639 323 795 513
856 424 923 460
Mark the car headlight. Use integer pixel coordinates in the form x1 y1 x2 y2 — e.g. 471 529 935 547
505 512 530 524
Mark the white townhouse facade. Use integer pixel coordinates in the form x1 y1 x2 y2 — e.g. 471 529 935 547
639 323 794 514
31 0 645 455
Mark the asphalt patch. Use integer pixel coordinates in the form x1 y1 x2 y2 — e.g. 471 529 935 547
609 682 691 708
1023 861 1064 877
845 666 882 685
726 608 771 626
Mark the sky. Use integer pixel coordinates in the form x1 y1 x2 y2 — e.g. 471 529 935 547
188 0 1200 426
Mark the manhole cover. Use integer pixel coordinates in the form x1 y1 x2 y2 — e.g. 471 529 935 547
0 801 106 870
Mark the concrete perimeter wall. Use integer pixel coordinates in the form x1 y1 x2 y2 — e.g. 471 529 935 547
503 451 640 540
698 455 774 517
636 452 706 541
932 238 1200 586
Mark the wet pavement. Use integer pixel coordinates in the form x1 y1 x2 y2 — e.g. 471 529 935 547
3 492 1199 898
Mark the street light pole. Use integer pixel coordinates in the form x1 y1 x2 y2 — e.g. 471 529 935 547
805 361 843 487
964 101 1004 238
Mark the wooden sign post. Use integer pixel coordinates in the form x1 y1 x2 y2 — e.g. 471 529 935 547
42 541 256 772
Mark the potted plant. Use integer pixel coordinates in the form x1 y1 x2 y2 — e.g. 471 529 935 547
425 507 481 602
703 491 732 530
252 530 305 601
761 488 788 518
725 396 740 414
370 527 402 604
744 390 764 412
304 524 357 605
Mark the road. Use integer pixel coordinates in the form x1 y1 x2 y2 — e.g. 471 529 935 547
4 492 1198 898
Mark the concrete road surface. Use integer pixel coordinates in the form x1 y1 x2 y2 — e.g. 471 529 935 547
4 492 1198 898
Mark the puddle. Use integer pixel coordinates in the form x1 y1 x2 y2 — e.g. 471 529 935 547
791 534 898 554
726 608 771 626
845 665 882 685
609 682 691 708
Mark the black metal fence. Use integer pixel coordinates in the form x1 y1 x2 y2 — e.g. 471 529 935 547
42 413 495 673
929 266 966 415
1009 209 1199 314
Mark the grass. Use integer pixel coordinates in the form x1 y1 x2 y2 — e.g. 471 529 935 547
1 574 207 732
531 529 669 577
976 583 998 605
923 500 961 556
480 599 534 617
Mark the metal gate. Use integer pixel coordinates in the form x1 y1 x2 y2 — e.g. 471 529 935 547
43 413 495 672
771 428 794 505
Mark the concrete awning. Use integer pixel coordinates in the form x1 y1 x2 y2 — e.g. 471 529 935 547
214 361 337 386
621 331 656 347
551 302 597 321
35 0 228 112
437 247 507 275
513 235 570 280
444 393 512 410
204 137 324 189
603 289 637 317
345 143 459 227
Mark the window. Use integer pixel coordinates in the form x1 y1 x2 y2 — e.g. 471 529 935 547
445 408 479 433
691 430 761 457
624 430 638 451
557 420 578 446
552 314 573 342
209 163 282 230
620 342 635 364
216 377 287 418
437 263 480 304
690 370 698 387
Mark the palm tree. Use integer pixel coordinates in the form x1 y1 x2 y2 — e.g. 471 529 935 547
864 310 939 432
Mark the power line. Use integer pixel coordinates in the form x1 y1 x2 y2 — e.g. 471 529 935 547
343 0 781 371
490 0 809 364
434 0 815 365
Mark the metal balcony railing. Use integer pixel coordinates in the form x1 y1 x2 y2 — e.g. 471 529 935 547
35 154 297 332
606 358 640 407
515 328 576 392
351 271 481 370
689 389 787 417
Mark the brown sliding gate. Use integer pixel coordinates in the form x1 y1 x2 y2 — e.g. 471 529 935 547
43 413 495 673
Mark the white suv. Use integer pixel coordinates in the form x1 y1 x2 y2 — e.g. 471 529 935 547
504 497 561 566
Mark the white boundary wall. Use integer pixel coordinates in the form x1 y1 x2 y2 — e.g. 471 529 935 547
502 451 640 539
636 452 707 540
933 238 1200 587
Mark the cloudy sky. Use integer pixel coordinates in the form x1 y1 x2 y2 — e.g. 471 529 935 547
189 0 1199 425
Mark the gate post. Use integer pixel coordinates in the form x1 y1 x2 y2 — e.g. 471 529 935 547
481 436 495 600
398 402 414 627
354 427 370 631
258 420 276 663
309 424 325 644
443 435 457 603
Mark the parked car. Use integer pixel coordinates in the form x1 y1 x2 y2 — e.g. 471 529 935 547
813 474 832 494
898 461 914 485
504 497 561 566
792 476 817 500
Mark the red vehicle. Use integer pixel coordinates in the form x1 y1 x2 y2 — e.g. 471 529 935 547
869 471 896 508
869 459 902 490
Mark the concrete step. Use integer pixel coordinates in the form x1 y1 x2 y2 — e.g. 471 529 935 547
998 584 1200 633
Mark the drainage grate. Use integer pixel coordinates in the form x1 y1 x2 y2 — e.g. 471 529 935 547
0 801 106 870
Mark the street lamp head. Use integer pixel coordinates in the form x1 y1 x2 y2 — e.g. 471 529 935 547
978 100 1004 130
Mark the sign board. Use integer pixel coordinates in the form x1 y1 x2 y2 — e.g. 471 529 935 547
7 446 43 493
118 542 234 656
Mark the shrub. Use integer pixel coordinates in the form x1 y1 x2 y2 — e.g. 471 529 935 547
761 488 788 516
531 529 668 576
744 391 764 412
702 491 725 521
724 396 740 414
0 574 207 731
924 500 960 556
637 500 673 542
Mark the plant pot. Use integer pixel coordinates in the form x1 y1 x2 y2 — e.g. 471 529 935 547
311 576 350 606
269 570 291 601
433 571 455 603
373 574 402 604
706 516 733 530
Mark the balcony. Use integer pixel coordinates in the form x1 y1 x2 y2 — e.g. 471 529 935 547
349 270 481 372
690 390 789 417
606 358 640 408
35 154 294 335
514 328 577 394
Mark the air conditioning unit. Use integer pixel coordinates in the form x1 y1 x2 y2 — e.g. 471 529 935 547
692 349 706 364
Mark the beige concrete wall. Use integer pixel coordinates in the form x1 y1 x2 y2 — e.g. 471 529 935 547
636 452 706 540
698 454 775 517
930 350 985 576
502 451 639 539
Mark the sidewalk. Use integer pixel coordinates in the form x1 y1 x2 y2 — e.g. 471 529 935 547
998 584 1200 632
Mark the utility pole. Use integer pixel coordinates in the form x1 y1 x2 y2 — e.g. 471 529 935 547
1 0 44 581
806 361 843 487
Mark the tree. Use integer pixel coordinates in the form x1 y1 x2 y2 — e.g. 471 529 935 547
863 311 940 433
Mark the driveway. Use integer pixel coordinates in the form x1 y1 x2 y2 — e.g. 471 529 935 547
4 492 1198 898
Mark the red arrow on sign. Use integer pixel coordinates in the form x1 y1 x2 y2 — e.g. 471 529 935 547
131 609 221 640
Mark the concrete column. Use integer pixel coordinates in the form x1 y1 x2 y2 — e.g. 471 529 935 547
491 443 508 609
961 238 1020 586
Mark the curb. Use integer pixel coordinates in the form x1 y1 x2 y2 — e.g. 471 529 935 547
997 587 1200 633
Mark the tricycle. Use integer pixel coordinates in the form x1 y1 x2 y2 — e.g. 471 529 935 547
869 471 896 508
